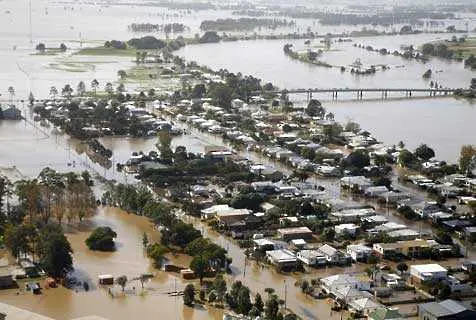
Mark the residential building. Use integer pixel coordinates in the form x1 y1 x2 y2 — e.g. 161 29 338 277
318 244 351 265
340 176 373 191
410 264 447 284
335 223 359 236
418 299 476 320
216 209 250 227
331 208 375 223
349 298 383 316
321 273 371 293
346 244 373 262
387 228 421 241
253 239 276 252
297 250 327 266
266 249 297 269
1 105 22 120
277 227 313 241
373 239 438 259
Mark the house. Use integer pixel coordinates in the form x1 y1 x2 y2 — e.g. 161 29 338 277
216 209 250 227
277 227 313 241
321 273 371 293
200 204 233 219
1 105 22 120
253 239 276 252
260 202 280 215
347 244 373 262
409 202 441 219
364 186 389 197
297 250 327 266
373 239 438 259
368 222 407 234
362 215 388 226
349 298 383 316
331 208 375 222
340 176 373 192
290 239 307 249
0 268 15 289
410 264 447 284
266 249 297 269
418 299 476 320
387 228 421 241
335 223 359 236
318 244 351 265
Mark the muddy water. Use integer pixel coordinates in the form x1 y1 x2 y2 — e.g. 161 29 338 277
0 207 223 320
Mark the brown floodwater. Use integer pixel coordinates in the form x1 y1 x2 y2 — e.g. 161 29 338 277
0 207 223 320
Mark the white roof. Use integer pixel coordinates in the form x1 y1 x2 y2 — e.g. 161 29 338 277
411 264 447 273
291 239 307 245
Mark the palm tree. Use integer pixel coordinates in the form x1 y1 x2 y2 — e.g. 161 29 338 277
7 86 15 104
91 79 99 96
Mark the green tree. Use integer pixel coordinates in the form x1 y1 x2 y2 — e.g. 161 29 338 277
116 275 127 292
117 70 127 80
321 227 335 242
265 294 280 320
213 274 227 302
305 99 325 117
91 79 99 96
300 280 310 294
142 232 149 249
156 130 174 164
183 283 195 306
396 262 408 273
37 226 74 278
459 145 476 175
190 255 208 285
50 86 58 99
105 82 114 96
85 226 117 251
437 283 451 299
236 286 253 315
61 84 73 98
147 243 167 267
415 144 435 161
254 293 264 314
342 149 370 169
398 149 416 167
77 81 86 96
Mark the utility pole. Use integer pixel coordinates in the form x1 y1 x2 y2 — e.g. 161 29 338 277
284 280 287 311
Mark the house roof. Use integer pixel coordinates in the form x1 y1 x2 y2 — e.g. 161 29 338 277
419 300 472 318
410 263 447 274
349 298 382 311
277 226 312 235
318 244 338 257
266 249 296 262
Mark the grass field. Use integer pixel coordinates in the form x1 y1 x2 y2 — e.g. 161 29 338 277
76 46 137 57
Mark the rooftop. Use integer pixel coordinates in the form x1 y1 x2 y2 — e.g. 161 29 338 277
277 226 312 235
411 263 447 274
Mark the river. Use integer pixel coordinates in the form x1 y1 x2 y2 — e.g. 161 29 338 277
176 37 476 162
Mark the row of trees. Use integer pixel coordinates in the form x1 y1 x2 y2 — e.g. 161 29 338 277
183 278 295 320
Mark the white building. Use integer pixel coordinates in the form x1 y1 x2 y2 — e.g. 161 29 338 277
346 244 373 262
335 223 359 236
410 264 447 283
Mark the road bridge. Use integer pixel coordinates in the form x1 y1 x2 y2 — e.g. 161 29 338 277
259 87 459 101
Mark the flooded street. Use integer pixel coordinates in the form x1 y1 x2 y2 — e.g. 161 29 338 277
0 207 223 320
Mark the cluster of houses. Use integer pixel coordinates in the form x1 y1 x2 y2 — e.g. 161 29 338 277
317 263 476 319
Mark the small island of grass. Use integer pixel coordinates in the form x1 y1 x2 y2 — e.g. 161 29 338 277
85 226 117 251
